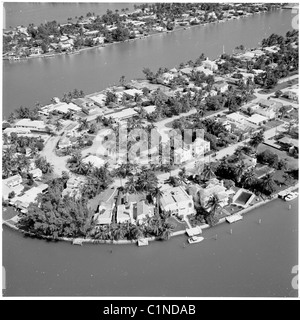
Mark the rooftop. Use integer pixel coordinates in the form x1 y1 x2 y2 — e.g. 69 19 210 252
160 186 191 207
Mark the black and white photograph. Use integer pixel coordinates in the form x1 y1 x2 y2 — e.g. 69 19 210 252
1 0 299 301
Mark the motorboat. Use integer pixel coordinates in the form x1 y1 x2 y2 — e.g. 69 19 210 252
188 236 204 244
284 192 298 201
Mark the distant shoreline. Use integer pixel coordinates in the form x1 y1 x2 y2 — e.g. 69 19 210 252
4 10 267 63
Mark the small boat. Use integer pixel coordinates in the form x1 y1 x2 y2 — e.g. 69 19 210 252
188 236 204 244
284 192 298 201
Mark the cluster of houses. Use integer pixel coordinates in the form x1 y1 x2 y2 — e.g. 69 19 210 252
2 171 47 213
90 176 251 227
3 3 279 60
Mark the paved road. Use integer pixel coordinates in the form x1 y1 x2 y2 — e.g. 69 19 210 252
40 135 70 176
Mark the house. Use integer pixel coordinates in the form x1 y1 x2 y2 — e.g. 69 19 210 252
15 119 46 131
247 114 268 126
258 99 283 111
10 184 48 212
133 201 154 222
160 186 194 218
4 127 32 136
88 187 117 213
62 176 86 199
82 155 106 168
29 168 43 179
202 58 218 71
285 88 298 102
193 137 210 156
58 136 72 149
88 93 107 107
104 109 137 122
198 179 230 209
226 112 249 124
3 174 22 188
212 82 228 93
117 203 134 223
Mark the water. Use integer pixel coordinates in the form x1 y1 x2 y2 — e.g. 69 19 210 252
3 9 295 118
3 199 298 297
3 2 138 28
2 6 298 297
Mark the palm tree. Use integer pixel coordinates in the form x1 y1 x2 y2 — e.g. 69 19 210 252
201 163 216 182
125 176 138 194
55 120 63 132
260 173 276 195
205 193 221 215
249 130 264 149
234 161 246 183
151 186 163 212
241 169 256 188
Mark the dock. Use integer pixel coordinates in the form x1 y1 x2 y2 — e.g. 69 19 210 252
226 214 243 224
186 226 202 237
72 239 83 246
137 239 149 246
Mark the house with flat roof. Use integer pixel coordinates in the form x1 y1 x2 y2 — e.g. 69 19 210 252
117 203 134 224
160 186 194 218
104 108 137 122
3 174 22 188
212 82 228 93
247 114 268 126
15 119 46 131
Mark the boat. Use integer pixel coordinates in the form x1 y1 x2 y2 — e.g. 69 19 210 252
188 236 204 244
284 192 298 201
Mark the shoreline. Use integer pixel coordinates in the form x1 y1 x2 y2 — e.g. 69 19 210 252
3 183 298 245
3 10 267 63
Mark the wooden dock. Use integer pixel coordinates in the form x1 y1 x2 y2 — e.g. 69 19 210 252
137 239 149 246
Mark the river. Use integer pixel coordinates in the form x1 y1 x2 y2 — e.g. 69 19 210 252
3 8 296 118
2 6 298 297
3 198 298 297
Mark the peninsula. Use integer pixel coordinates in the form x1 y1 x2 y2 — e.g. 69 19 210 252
2 29 299 245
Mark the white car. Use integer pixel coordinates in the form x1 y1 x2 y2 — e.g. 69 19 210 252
188 236 204 244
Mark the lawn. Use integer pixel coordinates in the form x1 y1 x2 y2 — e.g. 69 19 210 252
167 216 189 232
2 206 18 221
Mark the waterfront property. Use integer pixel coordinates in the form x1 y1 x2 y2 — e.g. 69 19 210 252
232 189 255 208
160 186 194 218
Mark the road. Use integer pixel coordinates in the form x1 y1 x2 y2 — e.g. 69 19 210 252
40 135 70 176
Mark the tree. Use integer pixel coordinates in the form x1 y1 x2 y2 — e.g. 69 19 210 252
249 130 264 149
151 186 163 212
205 194 220 226
201 163 216 182
260 173 276 195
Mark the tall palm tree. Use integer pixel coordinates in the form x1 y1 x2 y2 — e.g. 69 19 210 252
260 173 276 195
234 161 246 183
205 193 221 216
241 169 256 189
125 176 138 194
249 130 265 149
201 163 216 182
151 186 163 212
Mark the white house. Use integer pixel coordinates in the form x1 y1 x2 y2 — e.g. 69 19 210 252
3 174 22 188
198 179 229 209
29 168 43 180
202 58 218 71
15 119 46 131
160 186 194 218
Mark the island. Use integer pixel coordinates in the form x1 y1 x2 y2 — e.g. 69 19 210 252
3 2 284 61
2 29 299 245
